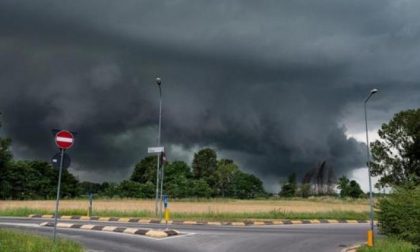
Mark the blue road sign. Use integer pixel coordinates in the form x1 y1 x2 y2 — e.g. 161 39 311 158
163 195 168 208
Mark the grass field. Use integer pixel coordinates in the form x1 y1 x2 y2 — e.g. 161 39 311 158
0 197 371 221
0 228 83 252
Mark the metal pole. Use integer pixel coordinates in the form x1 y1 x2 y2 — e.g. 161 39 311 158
88 193 93 217
154 79 162 217
364 89 377 245
53 148 64 242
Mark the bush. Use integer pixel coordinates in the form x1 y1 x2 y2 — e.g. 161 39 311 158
377 186 420 246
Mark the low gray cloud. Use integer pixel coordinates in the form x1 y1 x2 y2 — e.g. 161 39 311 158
1 0 419 190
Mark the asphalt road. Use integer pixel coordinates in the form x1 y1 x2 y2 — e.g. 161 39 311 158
0 217 370 252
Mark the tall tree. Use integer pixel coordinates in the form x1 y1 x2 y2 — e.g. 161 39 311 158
164 161 192 198
337 176 350 197
192 148 217 186
337 176 364 198
232 171 266 199
215 159 238 197
370 109 420 188
130 156 157 184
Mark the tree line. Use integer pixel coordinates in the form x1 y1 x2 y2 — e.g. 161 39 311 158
0 131 267 199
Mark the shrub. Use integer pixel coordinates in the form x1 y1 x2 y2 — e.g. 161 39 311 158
377 186 420 246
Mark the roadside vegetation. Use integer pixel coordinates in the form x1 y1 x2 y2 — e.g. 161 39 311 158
0 228 83 252
377 186 420 248
0 207 369 221
357 237 418 252
0 196 370 221
366 109 420 250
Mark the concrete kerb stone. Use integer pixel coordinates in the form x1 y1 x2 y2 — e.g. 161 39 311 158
340 243 365 252
32 215 373 227
39 222 180 238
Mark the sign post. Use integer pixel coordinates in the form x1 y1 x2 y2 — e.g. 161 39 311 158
52 130 74 242
88 193 93 217
148 146 164 217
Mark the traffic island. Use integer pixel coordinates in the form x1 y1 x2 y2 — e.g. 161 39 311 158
39 222 180 238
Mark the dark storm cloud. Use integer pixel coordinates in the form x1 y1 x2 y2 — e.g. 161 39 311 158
1 0 420 188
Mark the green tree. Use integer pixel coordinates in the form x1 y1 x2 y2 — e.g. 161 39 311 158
370 109 420 188
348 180 364 198
215 159 238 197
118 180 143 198
99 182 119 198
337 176 364 198
280 173 297 197
232 171 266 199
337 176 350 197
130 156 157 184
79 181 102 195
0 120 12 199
28 161 56 199
164 161 192 198
192 148 217 187
190 179 212 198
165 161 192 180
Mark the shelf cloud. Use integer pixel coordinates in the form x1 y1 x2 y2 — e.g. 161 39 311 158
1 0 419 190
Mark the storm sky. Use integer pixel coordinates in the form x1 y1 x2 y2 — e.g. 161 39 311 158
1 0 419 191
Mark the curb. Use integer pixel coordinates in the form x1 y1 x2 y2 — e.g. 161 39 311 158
30 215 372 226
40 222 179 238
340 243 364 252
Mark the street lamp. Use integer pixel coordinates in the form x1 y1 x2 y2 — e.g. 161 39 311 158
364 88 378 246
154 77 163 217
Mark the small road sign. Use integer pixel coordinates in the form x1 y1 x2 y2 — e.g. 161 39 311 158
51 152 71 169
163 194 168 208
148 146 164 153
55 130 74 149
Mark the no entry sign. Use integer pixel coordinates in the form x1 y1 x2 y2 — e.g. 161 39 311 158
55 130 74 149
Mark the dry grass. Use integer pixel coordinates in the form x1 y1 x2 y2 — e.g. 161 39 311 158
0 198 369 213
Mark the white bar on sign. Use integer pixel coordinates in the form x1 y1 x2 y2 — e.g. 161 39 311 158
56 137 73 143
148 147 164 153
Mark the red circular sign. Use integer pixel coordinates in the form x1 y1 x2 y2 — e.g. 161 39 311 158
55 130 74 149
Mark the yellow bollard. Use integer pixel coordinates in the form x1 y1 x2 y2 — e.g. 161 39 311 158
164 208 170 222
367 230 374 247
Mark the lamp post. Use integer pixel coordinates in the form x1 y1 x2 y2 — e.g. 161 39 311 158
154 77 163 217
364 88 378 246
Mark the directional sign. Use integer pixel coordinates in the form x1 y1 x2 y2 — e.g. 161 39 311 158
55 130 74 149
51 152 71 170
148 146 164 153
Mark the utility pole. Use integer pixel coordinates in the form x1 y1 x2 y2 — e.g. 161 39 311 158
154 77 162 217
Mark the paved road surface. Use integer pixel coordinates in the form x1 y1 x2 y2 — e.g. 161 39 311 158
0 217 370 252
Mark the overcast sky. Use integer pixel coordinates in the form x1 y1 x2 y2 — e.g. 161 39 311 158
1 0 419 192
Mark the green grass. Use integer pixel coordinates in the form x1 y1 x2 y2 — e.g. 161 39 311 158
0 228 83 252
358 237 418 252
0 207 370 221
